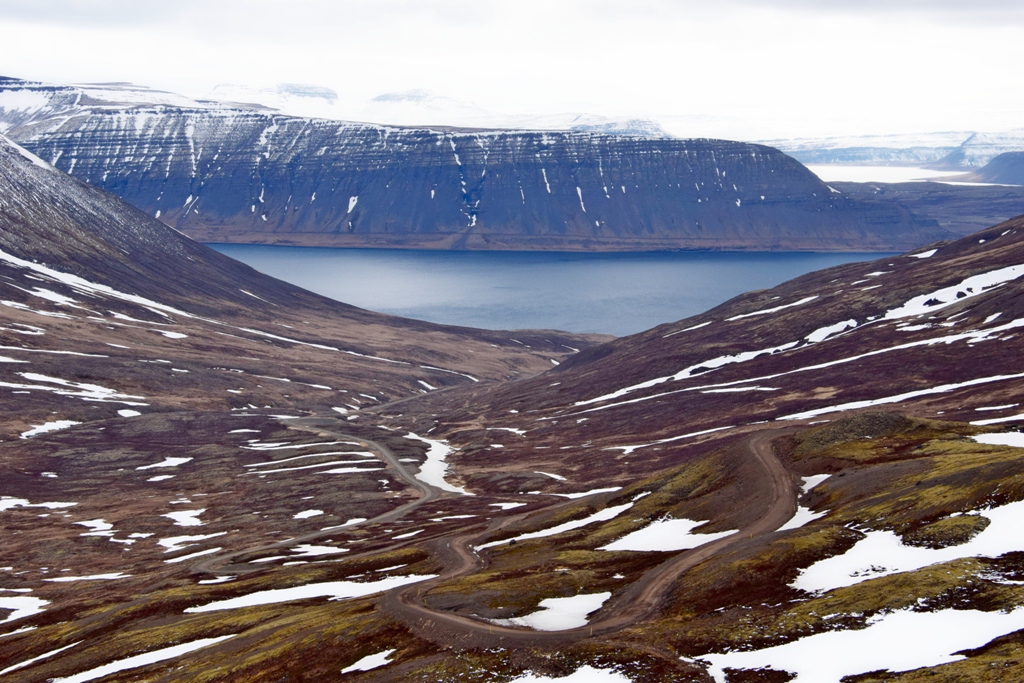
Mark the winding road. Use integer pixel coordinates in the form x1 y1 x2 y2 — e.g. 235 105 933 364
378 428 797 646
193 417 445 575
193 417 797 649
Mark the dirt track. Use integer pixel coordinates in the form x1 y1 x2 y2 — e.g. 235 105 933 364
379 429 797 647
192 418 797 648
193 417 446 574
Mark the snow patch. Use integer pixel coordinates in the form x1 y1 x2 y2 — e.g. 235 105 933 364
885 264 1024 319
600 517 736 552
404 432 472 495
478 501 634 550
50 636 237 683
341 649 397 674
727 296 818 321
184 574 434 613
793 499 1024 593
163 509 205 527
973 432 1024 448
700 608 1024 683
19 420 81 439
495 592 611 631
137 457 192 470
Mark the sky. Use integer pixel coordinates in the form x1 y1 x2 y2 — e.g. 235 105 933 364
0 0 1022 140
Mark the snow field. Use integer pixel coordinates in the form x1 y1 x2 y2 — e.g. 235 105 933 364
700 607 1024 683
792 499 1024 593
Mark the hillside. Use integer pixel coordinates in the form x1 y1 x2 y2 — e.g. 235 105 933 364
818 180 1024 240
0 133 604 434
953 151 1024 186
0 76 946 252
3 132 1024 681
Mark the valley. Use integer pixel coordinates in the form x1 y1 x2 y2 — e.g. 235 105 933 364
3 130 1024 682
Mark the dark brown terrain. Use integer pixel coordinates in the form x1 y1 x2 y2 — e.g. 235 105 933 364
3 133 1024 682
837 180 1024 238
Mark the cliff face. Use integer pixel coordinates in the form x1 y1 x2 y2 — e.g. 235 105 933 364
0 77 946 251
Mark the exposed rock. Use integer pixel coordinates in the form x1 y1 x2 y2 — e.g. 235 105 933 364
0 76 946 252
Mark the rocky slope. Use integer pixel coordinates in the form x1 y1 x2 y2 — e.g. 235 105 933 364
3 129 1024 682
0 76 945 252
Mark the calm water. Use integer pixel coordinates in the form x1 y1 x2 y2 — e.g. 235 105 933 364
210 245 889 336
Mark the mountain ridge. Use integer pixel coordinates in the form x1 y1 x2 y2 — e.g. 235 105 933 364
0 76 947 252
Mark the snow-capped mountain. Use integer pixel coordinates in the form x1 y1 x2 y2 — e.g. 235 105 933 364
764 129 1024 169
0 76 945 252
207 84 669 137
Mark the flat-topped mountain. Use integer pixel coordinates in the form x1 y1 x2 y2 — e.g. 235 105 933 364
0 76 946 252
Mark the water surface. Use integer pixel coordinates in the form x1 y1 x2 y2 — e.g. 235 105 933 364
210 245 889 336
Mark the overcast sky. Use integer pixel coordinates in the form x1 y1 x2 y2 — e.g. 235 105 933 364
1 0 1021 139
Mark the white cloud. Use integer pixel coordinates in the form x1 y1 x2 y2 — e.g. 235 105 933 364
0 0 1022 139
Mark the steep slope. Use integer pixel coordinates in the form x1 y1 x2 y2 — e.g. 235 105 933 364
0 76 945 252
0 132 605 435
953 151 1024 186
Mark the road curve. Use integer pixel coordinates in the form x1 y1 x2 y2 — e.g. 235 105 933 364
379 428 797 647
193 417 448 575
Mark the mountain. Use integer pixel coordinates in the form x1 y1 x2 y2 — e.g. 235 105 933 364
3 126 1024 681
766 129 1024 170
952 151 1024 186
0 133 603 438
209 84 668 137
928 130 1024 170
0 76 947 252
762 131 970 166
834 180 1024 237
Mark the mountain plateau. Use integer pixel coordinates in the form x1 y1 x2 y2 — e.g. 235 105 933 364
0 76 946 253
